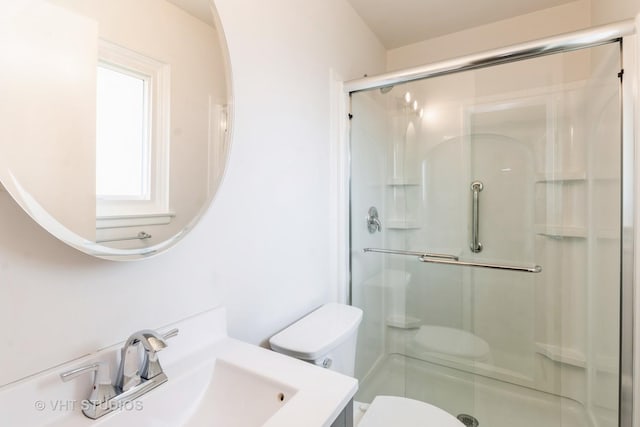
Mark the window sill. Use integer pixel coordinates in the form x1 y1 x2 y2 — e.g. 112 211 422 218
96 212 175 229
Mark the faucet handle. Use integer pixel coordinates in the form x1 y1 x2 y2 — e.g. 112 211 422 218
162 328 179 340
60 362 117 404
140 328 178 380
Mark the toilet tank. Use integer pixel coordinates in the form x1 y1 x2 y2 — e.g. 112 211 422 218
269 303 363 377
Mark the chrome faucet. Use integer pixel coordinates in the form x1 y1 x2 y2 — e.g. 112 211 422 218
60 328 178 419
116 329 175 392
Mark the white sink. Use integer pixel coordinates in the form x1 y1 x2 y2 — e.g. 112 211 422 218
0 307 357 427
184 358 298 427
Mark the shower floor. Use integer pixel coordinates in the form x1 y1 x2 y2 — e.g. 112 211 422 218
355 354 592 427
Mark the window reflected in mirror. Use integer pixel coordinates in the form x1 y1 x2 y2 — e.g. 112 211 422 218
96 64 149 200
95 41 172 233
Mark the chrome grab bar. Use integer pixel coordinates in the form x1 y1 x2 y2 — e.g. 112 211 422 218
363 248 459 260
419 255 542 273
470 181 483 253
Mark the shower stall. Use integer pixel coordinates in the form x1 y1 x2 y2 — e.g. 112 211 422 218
347 22 634 427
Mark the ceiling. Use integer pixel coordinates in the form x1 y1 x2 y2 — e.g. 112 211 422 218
166 0 215 27
346 0 578 49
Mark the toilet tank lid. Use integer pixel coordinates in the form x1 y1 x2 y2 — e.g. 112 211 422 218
269 303 363 360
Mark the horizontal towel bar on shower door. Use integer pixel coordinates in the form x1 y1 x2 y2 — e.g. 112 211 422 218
418 255 542 273
363 248 459 260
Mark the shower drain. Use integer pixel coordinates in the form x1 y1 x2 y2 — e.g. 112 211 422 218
457 413 479 427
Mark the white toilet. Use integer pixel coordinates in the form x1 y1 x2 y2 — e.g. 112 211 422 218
269 303 464 427
269 302 362 375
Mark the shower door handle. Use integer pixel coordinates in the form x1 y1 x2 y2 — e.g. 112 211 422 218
470 181 483 253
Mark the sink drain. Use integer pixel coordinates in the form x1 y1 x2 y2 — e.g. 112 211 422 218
457 413 479 427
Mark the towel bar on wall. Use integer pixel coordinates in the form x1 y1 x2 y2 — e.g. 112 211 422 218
96 231 152 244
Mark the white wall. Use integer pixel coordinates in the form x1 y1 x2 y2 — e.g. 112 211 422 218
591 0 640 24
210 0 384 339
0 0 385 387
387 0 591 71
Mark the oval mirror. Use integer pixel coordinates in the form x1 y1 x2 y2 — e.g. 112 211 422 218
0 0 232 260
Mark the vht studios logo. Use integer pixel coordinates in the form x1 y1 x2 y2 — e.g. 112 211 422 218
34 399 143 412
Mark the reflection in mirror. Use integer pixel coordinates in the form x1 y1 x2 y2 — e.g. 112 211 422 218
0 0 231 259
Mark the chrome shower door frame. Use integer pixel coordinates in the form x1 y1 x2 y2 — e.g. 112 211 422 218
620 30 636 427
344 19 637 427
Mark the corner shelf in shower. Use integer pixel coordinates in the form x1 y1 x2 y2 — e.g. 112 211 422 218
535 171 586 182
386 178 420 186
386 219 420 230
386 314 421 329
535 342 586 368
597 228 619 240
535 225 587 238
535 225 618 239
592 175 620 181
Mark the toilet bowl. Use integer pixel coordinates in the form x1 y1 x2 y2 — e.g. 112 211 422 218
358 396 463 427
269 303 464 427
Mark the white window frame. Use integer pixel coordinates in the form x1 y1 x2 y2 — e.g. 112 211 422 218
96 40 172 229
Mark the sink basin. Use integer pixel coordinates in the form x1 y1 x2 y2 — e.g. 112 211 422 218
184 358 298 427
0 307 357 427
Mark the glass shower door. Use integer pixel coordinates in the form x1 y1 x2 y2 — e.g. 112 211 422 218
350 41 621 427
